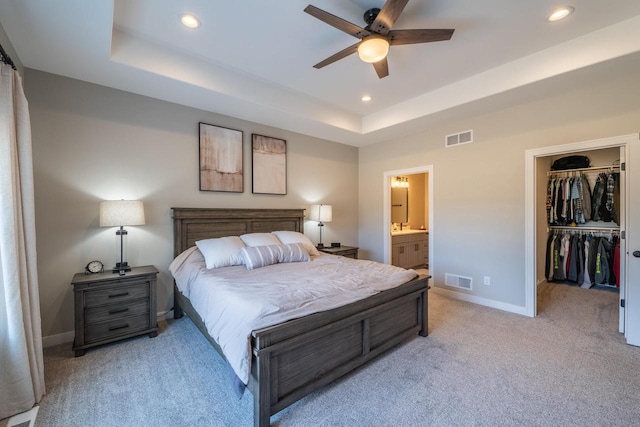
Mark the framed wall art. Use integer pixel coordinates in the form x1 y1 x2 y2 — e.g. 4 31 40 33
252 134 287 195
199 122 243 192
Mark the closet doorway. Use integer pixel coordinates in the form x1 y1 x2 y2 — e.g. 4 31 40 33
525 134 640 347
383 165 433 275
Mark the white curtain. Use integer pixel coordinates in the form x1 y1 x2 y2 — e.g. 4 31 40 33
0 63 45 419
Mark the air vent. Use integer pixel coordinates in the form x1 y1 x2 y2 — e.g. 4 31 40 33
445 129 473 148
445 273 473 290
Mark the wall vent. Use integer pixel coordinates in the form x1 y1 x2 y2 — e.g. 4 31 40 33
445 129 473 148
445 273 473 290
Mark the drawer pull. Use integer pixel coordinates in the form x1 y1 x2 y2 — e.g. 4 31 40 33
108 292 129 299
108 323 129 331
108 307 129 315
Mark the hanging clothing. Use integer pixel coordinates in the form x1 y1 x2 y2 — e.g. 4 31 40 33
592 176 605 221
545 231 618 289
547 170 617 226
547 174 595 226
581 236 592 289
594 237 611 285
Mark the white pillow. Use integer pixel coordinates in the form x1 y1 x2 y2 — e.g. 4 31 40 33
272 230 319 255
239 232 282 247
240 243 310 270
195 236 246 269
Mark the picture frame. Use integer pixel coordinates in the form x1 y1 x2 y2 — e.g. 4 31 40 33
199 122 243 192
252 134 287 195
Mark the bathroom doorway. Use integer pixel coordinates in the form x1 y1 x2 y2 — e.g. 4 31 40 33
383 165 433 277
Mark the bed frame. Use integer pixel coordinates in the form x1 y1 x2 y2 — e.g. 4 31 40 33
172 207 429 427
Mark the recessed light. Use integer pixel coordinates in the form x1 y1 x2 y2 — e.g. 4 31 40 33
361 95 372 102
548 6 574 22
181 14 200 29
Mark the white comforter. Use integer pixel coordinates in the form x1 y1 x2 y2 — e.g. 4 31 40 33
169 248 417 384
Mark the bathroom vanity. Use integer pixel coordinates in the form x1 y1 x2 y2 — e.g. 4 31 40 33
391 230 429 269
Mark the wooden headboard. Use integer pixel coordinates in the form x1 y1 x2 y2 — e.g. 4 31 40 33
171 208 305 257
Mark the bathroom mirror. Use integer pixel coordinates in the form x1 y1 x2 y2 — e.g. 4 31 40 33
391 187 408 224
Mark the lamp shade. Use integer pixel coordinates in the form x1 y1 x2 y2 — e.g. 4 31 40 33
357 36 389 63
100 200 145 227
309 204 332 223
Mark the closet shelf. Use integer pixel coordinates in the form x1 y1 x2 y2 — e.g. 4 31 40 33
547 165 620 177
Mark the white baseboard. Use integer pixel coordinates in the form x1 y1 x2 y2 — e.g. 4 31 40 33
42 311 173 348
7 405 39 427
42 330 75 348
431 286 528 316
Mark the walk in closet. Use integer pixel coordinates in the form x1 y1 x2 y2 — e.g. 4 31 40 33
536 146 626 330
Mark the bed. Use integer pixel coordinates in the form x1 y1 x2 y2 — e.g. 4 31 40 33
171 207 430 427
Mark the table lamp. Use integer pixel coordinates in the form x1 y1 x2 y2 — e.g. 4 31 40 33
100 200 145 273
309 204 332 249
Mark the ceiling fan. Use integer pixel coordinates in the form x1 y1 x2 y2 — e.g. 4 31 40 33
304 0 454 79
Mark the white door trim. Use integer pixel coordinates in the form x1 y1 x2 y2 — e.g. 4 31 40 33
524 134 635 319
383 165 434 269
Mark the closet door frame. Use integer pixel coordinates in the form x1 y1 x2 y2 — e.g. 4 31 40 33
525 133 638 343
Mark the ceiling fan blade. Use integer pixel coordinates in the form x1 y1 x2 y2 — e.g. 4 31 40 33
389 29 455 46
373 57 389 79
370 0 410 35
313 42 360 69
304 5 370 39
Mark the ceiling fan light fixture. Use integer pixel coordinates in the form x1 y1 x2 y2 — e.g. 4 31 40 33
357 36 390 63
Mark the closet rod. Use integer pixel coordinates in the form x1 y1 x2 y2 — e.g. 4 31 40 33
548 226 620 234
0 43 17 70
547 164 620 176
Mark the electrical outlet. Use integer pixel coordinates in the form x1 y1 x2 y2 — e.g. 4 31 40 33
483 276 490 286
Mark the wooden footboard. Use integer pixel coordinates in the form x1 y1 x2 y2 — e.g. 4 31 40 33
174 274 429 427
248 274 428 427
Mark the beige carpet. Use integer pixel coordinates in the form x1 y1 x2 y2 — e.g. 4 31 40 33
3 282 639 426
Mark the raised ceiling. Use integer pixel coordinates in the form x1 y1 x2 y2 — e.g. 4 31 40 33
1 0 640 146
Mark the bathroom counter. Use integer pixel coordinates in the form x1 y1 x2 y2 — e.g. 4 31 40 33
391 229 428 236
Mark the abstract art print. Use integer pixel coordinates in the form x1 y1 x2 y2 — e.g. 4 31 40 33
199 122 243 192
252 134 286 195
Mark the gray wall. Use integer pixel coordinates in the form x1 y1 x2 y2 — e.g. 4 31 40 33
359 59 640 309
25 69 359 339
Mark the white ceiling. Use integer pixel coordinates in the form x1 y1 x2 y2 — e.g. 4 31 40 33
1 0 640 146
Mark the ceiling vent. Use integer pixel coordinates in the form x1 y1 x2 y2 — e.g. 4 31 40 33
445 129 473 148
445 273 473 290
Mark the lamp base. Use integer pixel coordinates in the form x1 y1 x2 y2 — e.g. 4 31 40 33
112 262 131 273
316 243 325 249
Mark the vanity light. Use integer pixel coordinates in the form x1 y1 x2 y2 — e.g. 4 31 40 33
547 6 574 22
362 95 372 102
391 176 409 188
181 13 200 29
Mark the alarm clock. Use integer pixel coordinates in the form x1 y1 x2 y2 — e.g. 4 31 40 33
85 260 104 274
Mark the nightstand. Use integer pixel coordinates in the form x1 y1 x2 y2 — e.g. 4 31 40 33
71 265 158 357
318 245 359 259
